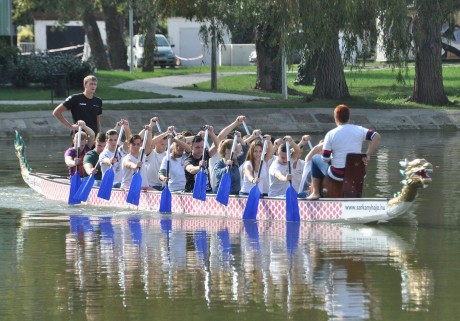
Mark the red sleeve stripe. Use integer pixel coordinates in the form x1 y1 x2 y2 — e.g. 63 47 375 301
366 130 377 141
322 149 332 161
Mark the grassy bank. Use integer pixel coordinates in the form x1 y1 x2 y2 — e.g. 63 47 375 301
0 64 459 112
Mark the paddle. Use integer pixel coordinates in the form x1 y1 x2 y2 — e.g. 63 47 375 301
286 141 300 222
298 140 314 195
74 159 101 202
68 126 82 205
216 134 238 206
98 126 124 200
192 129 209 201
242 120 264 140
126 129 149 206
159 137 172 213
242 140 268 220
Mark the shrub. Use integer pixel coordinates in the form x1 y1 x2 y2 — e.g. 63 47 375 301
0 41 19 84
5 52 94 88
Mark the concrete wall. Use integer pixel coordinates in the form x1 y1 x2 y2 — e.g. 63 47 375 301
2 108 460 139
219 44 255 66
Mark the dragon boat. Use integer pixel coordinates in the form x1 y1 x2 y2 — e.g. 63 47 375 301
14 131 433 224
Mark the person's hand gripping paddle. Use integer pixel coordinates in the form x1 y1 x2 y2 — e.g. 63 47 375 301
126 129 148 206
68 126 82 205
192 129 209 201
243 140 268 220
216 134 238 206
159 137 172 213
285 141 300 222
98 126 124 200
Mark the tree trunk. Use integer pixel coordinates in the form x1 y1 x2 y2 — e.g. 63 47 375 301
294 48 319 86
313 37 349 99
410 6 449 105
142 29 155 72
211 26 217 92
81 7 111 70
100 1 128 70
255 26 281 92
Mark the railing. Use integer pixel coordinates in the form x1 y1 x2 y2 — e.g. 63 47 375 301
18 42 35 53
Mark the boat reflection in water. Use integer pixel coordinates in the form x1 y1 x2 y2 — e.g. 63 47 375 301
24 214 433 318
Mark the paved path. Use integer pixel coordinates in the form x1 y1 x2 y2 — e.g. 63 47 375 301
1 72 264 105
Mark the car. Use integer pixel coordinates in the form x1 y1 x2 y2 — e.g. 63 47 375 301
127 34 177 68
249 50 257 64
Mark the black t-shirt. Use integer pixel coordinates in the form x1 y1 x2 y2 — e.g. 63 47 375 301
63 93 102 134
184 151 212 193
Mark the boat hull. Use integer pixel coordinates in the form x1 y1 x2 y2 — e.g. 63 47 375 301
24 171 392 223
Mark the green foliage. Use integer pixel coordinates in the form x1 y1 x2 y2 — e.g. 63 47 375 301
5 53 94 88
0 41 19 84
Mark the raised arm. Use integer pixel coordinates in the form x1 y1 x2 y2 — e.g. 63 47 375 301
263 135 274 162
77 120 95 148
207 125 219 157
217 115 246 141
298 135 312 151
284 135 301 160
244 129 262 145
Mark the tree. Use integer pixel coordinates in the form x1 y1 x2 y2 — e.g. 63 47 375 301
13 0 111 70
378 0 460 105
254 24 281 92
134 0 158 72
232 0 287 92
81 1 111 70
100 0 128 70
411 2 449 105
163 0 231 91
293 0 379 100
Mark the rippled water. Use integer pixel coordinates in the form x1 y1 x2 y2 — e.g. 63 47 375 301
1 131 460 321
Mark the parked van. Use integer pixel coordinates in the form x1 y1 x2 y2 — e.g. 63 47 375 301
127 34 176 68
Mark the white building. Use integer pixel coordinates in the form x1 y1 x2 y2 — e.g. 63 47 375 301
167 17 254 66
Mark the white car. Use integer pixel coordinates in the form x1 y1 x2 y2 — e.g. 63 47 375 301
249 50 257 64
127 34 177 68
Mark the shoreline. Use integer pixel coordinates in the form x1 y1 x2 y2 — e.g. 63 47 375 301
2 107 460 139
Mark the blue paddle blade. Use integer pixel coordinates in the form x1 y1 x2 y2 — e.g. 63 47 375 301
99 217 114 243
286 221 300 255
242 184 261 220
160 217 172 234
216 172 231 205
217 229 232 255
126 172 142 206
243 220 260 250
286 185 300 222
68 174 82 205
98 168 114 200
128 217 142 245
74 174 95 202
194 230 208 261
159 185 172 213
192 169 207 201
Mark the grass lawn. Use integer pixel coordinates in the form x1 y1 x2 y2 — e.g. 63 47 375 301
0 63 459 112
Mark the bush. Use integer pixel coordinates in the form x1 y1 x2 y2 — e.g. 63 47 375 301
0 41 19 84
5 52 94 88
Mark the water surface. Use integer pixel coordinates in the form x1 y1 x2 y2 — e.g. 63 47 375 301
1 131 460 321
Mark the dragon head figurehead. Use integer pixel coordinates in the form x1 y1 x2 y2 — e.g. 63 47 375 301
388 158 433 207
403 158 433 188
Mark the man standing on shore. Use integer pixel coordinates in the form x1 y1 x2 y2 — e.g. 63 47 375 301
53 75 102 135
